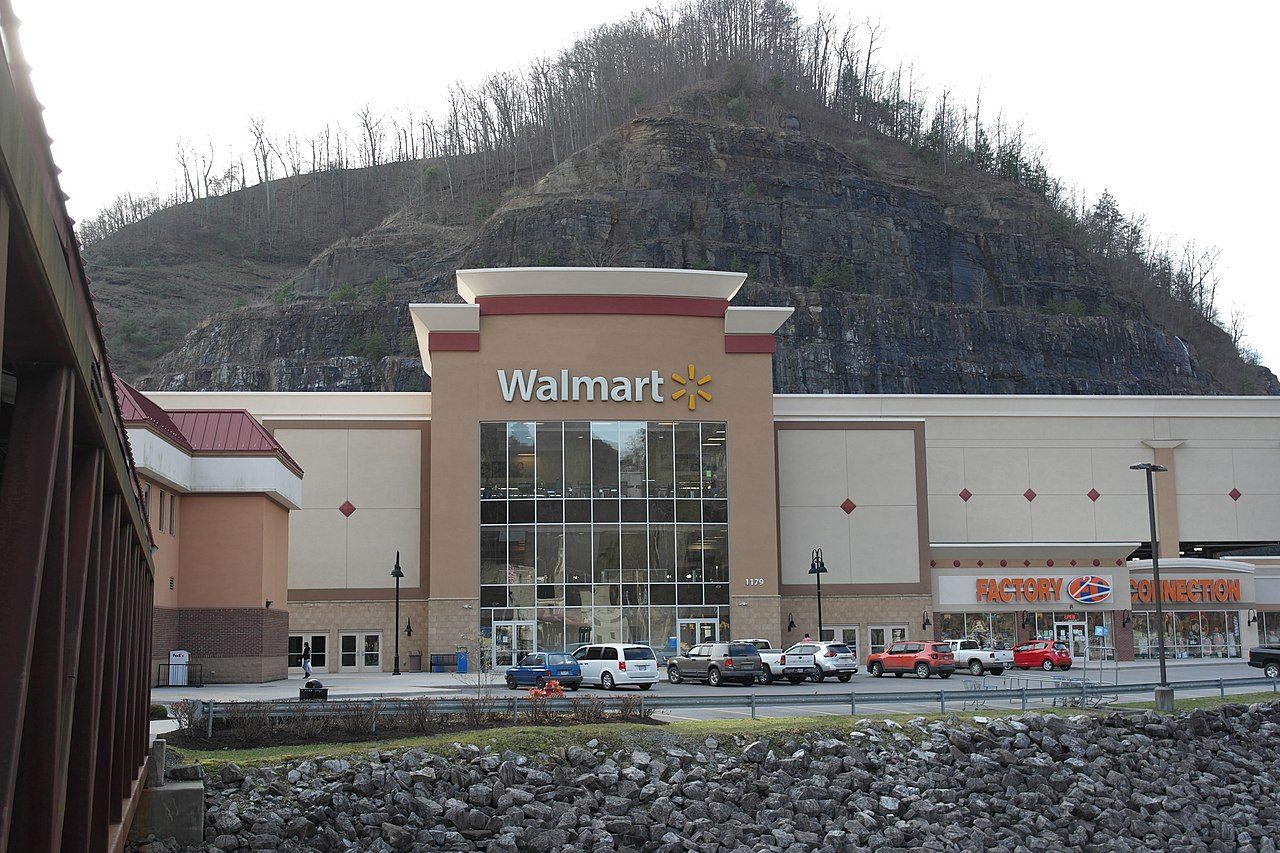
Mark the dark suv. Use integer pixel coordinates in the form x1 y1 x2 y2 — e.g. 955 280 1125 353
667 642 762 686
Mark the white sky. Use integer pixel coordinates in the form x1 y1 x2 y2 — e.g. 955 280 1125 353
12 0 1279 372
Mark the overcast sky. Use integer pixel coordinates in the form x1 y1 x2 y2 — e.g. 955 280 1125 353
12 0 1278 372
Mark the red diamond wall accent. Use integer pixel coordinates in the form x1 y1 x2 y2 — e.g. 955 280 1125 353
1046 559 1054 567
1024 489 1037 502
1023 560 1031 567
999 560 1008 567
976 560 984 568
1092 559 1100 567
841 499 857 514
339 500 356 517
1070 560 1078 567
1229 488 1242 501
959 488 972 502
1087 488 1101 502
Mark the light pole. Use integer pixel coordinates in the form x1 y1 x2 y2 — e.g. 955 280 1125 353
391 551 403 676
1131 462 1172 708
810 548 827 641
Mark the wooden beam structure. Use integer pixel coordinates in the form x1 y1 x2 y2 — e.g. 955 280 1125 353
1 3 156 850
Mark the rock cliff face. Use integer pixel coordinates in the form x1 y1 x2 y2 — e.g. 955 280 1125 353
99 91 1275 395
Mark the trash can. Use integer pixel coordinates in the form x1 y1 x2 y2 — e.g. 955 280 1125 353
300 679 328 701
408 652 422 672
456 649 468 674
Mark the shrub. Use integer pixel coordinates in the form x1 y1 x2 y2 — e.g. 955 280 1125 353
271 283 296 306
370 276 391 299
811 260 858 291
537 248 563 267
150 703 168 720
329 283 357 302
363 332 391 361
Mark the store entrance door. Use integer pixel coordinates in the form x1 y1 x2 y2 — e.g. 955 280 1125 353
1054 621 1088 659
493 620 536 669
677 619 718 652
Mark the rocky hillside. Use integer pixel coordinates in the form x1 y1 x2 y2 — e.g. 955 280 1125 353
86 82 1277 396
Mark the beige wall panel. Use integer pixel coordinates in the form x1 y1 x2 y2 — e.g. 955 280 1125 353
963 448 1029 495
925 446 966 496
347 429 423 509
1027 447 1094 495
276 428 349 508
851 506 921 583
927 495 967 541
1237 495 1280 540
1232 449 1280 496
847 430 916 507
777 430 848 507
1175 448 1235 494
346 508 422 587
289 509 349 587
1029 495 1096 541
1091 448 1153 496
965 495 1032 541
1177 495 1239 541
1092 494 1152 541
779 506 849 584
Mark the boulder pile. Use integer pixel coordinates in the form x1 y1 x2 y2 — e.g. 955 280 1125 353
132 703 1280 852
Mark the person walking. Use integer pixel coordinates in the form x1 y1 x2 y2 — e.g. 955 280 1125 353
803 632 813 642
302 642 313 678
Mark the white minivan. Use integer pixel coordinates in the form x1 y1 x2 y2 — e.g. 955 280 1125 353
572 643 659 690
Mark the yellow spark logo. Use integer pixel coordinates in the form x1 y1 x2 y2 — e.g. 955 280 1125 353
670 363 712 411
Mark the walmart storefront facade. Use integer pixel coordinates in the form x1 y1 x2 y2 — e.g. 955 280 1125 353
140 268 1280 678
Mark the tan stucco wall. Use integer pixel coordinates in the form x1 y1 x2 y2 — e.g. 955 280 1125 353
427 312 781 653
178 494 283 608
142 475 181 609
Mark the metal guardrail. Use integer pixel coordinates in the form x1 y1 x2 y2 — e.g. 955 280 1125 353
189 676 1280 737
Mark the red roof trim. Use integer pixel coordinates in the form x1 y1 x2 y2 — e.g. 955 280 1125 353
428 331 481 351
477 295 728 317
724 335 776 354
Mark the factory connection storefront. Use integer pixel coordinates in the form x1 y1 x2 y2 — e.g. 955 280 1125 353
138 267 1280 677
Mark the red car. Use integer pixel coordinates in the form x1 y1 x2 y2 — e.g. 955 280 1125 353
1012 640 1073 671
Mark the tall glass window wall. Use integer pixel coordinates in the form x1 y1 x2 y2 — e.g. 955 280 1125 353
479 421 728 657
937 613 1015 649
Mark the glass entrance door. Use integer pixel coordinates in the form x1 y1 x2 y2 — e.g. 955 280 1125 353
339 632 381 672
677 619 718 652
493 621 536 669
1054 622 1087 658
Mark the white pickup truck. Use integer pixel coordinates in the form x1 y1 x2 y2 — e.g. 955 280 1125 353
734 639 811 684
947 638 1013 676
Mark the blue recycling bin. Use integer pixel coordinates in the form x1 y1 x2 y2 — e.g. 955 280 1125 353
456 650 468 674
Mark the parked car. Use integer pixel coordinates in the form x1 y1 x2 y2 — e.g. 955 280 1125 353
783 641 860 682
572 643 659 689
867 641 956 679
1012 639 1073 671
1247 644 1280 679
504 652 582 690
946 638 1014 676
667 642 762 686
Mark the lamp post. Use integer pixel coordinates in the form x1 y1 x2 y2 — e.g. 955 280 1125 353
391 551 403 676
810 548 828 641
1131 462 1172 709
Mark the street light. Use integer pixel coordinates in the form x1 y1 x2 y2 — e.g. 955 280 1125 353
1131 462 1171 700
810 548 828 641
391 551 404 676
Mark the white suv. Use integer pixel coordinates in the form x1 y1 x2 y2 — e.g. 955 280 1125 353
782 641 859 682
572 643 660 690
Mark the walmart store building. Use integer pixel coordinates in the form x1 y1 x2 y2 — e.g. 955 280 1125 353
129 268 1280 680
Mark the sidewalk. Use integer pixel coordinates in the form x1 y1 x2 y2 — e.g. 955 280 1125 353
151 669 497 705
